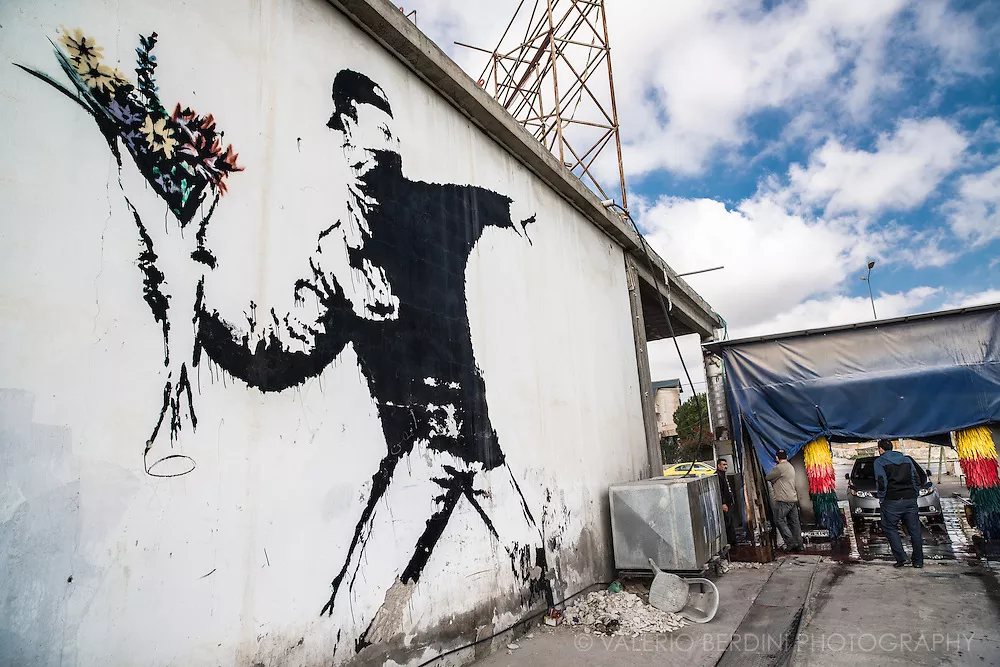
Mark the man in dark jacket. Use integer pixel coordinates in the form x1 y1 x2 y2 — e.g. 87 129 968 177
874 439 924 568
716 457 739 545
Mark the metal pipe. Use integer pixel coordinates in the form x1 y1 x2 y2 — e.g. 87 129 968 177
677 266 725 278
938 445 944 485
544 0 565 163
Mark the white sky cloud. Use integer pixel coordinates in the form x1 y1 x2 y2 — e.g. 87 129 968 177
787 118 968 216
408 0 986 178
946 165 1000 245
638 194 886 332
404 0 996 393
941 288 1000 310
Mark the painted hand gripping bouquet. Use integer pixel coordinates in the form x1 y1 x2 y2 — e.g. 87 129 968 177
20 28 551 656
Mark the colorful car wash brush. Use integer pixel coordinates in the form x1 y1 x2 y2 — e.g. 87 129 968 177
804 436 844 539
956 426 1000 540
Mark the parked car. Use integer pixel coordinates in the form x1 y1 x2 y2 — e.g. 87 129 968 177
662 461 716 477
845 456 943 522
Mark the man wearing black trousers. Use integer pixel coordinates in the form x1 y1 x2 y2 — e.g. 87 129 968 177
716 457 739 545
874 439 925 568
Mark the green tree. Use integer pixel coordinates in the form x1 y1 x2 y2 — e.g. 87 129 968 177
660 434 681 465
673 393 713 458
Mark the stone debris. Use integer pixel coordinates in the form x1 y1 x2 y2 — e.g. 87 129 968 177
506 643 519 650
719 560 763 572
564 591 687 637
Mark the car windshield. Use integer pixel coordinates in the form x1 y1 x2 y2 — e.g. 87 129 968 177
852 456 928 485
852 460 876 479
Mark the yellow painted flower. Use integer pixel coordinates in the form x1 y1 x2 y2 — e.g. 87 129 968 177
111 67 131 88
59 28 104 64
141 115 178 158
78 60 118 93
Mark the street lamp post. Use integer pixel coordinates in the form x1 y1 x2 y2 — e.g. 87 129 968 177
860 260 877 320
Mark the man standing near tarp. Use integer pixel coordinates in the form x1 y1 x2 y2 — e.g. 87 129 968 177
766 449 803 552
716 457 739 545
875 439 925 568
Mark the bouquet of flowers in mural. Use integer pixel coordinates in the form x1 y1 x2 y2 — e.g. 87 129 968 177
804 436 845 539
16 29 242 227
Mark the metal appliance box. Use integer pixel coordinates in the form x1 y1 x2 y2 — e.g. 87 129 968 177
609 475 726 573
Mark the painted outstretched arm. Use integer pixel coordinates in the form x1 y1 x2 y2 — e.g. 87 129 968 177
194 263 355 393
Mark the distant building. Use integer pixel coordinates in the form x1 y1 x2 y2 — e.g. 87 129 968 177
653 379 683 438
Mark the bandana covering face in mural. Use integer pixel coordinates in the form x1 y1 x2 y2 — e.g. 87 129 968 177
20 29 548 658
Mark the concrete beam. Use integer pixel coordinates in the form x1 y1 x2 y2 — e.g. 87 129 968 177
633 257 722 341
626 255 662 479
326 0 723 342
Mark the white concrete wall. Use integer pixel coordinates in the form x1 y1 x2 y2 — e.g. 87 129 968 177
0 1 648 665
654 387 681 438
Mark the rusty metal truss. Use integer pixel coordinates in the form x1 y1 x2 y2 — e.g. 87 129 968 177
457 0 629 216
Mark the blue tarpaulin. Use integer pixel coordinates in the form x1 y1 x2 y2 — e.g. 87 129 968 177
708 306 1000 472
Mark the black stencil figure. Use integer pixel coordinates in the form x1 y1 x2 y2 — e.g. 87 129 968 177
197 70 548 651
23 34 549 656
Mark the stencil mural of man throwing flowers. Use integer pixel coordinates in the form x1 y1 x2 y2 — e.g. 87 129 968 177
18 28 549 657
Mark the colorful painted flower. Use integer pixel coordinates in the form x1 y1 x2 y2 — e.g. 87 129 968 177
59 28 104 65
219 145 242 174
36 28 244 220
171 104 243 190
122 129 147 153
141 115 178 158
108 99 143 126
78 60 118 93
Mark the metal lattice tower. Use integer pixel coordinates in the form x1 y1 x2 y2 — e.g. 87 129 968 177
458 0 629 215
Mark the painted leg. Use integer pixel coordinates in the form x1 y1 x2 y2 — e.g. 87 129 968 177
350 458 547 653
320 447 406 618
323 448 477 655
476 464 548 596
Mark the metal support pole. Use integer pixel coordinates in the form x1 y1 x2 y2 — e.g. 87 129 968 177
544 0 565 164
599 0 627 214
938 445 944 485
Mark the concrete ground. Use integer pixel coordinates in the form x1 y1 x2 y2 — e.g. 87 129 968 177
471 564 777 667
470 557 1000 667
792 560 1000 666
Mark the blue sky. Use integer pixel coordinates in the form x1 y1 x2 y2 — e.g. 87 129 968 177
407 0 999 387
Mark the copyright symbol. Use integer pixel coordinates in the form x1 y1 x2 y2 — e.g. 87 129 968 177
575 633 593 651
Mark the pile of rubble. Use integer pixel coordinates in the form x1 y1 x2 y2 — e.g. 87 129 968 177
719 560 763 572
564 590 687 637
